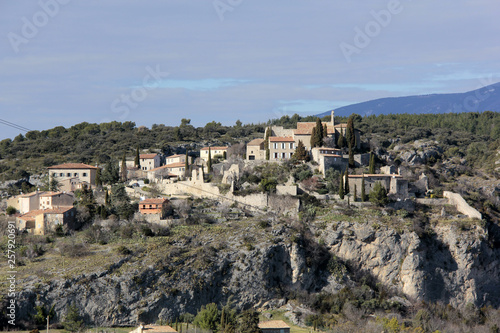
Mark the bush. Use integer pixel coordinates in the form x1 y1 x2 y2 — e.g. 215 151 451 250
369 182 389 206
6 206 17 215
116 245 131 255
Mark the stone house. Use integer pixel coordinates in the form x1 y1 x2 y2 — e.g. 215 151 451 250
248 110 361 161
16 206 76 235
200 146 228 164
347 174 409 199
148 162 186 181
139 198 170 219
258 320 290 333
269 137 295 160
139 154 162 171
246 138 265 160
48 163 99 191
165 154 185 165
7 190 75 214
311 147 348 175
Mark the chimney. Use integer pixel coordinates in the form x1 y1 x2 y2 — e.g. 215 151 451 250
331 110 335 128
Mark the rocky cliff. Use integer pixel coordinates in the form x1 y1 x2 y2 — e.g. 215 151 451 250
12 215 500 327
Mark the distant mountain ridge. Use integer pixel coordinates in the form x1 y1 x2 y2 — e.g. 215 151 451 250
318 82 500 118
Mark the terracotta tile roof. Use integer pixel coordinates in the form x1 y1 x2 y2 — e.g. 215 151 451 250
200 146 228 151
140 198 168 205
349 174 402 178
48 163 98 170
294 122 335 135
19 209 45 219
40 191 70 197
140 154 158 159
322 154 342 157
149 162 185 172
334 123 348 128
247 138 265 146
20 191 44 198
166 154 183 158
258 320 290 329
46 206 74 214
140 325 177 333
269 136 295 142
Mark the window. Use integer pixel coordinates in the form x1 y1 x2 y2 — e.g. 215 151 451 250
273 143 278 149
281 143 285 149
290 143 294 149
66 173 71 177
274 153 278 159
59 173 63 177
282 152 286 158
83 173 87 177
74 173 78 177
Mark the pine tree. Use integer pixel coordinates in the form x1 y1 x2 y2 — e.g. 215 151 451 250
293 140 307 161
369 152 375 174
344 168 350 194
121 152 127 182
184 151 189 178
134 145 140 168
207 147 212 172
339 173 344 199
361 175 366 202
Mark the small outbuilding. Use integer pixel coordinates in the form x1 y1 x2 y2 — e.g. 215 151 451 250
258 320 291 333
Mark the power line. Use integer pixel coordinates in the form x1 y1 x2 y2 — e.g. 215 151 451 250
0 118 32 133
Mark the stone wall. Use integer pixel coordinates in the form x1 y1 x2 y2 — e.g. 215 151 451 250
443 191 482 219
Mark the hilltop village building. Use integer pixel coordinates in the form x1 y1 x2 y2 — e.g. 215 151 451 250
48 163 99 191
139 153 162 171
200 146 228 164
246 111 361 162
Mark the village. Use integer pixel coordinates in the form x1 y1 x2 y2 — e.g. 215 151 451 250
6 111 481 237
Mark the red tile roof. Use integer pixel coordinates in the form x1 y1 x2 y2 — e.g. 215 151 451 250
149 162 185 172
48 163 98 170
258 320 290 329
46 206 74 214
247 138 265 146
140 198 169 205
322 154 342 157
269 136 295 142
140 154 158 159
200 146 228 151
295 122 335 135
166 154 183 158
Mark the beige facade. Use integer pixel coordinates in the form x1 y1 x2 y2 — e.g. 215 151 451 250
7 190 75 214
165 154 185 165
200 146 228 164
246 138 265 161
269 137 295 160
139 154 162 171
48 163 98 190
148 162 186 181
16 206 76 235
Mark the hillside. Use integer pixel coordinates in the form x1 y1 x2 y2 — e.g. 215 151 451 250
317 82 500 117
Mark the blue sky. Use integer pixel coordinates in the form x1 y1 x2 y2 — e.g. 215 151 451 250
1 0 499 139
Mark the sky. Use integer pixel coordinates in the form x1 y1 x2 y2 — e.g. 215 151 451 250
1 0 499 140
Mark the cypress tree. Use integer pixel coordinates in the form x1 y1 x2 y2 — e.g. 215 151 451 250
293 140 307 161
310 125 318 148
323 123 328 146
184 151 189 177
369 152 375 174
344 168 350 194
361 175 366 202
134 146 140 168
337 126 344 148
207 147 212 172
264 127 271 160
347 115 355 149
95 168 102 187
120 152 127 182
339 173 344 199
348 143 355 168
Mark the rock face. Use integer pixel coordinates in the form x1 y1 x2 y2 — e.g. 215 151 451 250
14 220 500 326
